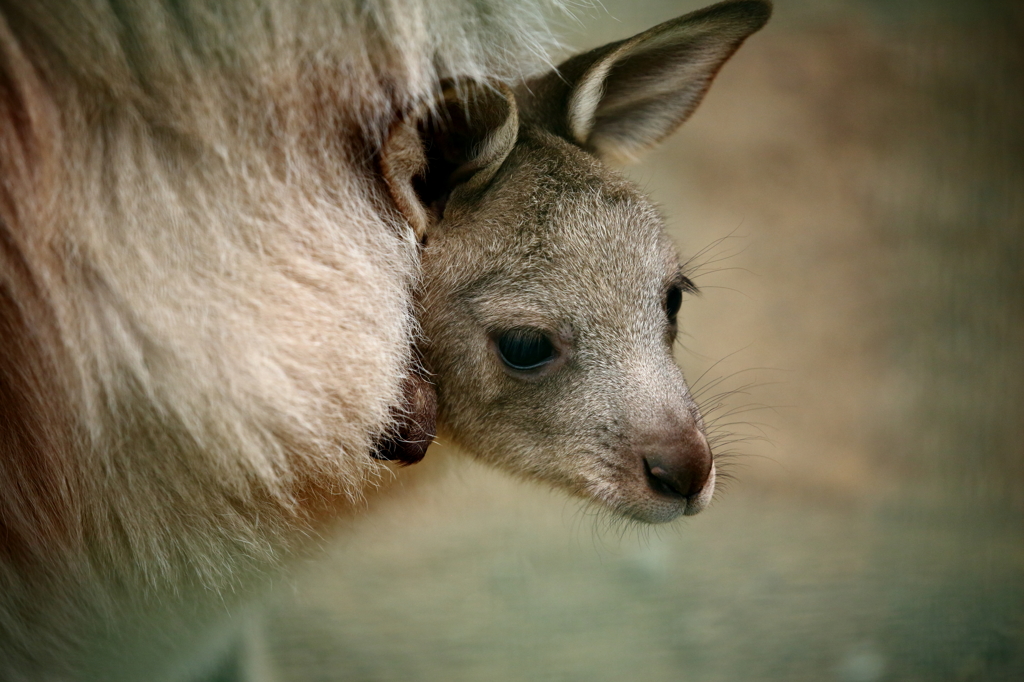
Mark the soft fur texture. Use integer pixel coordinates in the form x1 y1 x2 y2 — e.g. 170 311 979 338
0 1 769 679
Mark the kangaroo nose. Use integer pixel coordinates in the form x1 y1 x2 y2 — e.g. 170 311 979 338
644 428 712 499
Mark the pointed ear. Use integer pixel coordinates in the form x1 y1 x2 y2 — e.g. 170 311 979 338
380 79 519 242
524 0 770 163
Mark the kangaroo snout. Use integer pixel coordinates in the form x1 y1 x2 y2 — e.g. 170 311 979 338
641 423 715 516
643 427 712 499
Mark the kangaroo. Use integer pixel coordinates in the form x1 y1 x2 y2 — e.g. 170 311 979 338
0 0 770 679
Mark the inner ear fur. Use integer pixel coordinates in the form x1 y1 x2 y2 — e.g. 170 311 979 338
380 79 519 241
523 0 771 164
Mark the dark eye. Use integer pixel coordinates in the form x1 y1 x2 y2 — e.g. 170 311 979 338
495 328 557 370
665 285 683 323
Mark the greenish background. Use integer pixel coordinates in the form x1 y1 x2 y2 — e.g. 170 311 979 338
256 1 1024 679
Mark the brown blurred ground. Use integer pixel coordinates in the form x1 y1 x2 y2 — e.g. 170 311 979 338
254 2 1024 680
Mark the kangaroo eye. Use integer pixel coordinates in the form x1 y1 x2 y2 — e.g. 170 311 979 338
495 329 557 370
665 285 683 324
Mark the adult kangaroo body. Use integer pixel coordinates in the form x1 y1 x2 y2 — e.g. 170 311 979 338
0 1 770 679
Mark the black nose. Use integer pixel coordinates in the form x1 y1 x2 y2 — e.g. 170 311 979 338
643 428 712 499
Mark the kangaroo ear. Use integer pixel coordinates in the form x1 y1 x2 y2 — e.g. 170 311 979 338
526 0 770 163
381 79 519 242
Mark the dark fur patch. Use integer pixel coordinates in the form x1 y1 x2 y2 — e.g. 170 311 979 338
372 350 437 465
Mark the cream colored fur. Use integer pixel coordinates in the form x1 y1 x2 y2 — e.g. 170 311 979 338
0 1 565 679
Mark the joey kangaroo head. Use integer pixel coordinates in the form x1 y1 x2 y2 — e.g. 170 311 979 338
381 0 771 523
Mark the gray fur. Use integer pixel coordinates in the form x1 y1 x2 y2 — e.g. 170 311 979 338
421 127 707 522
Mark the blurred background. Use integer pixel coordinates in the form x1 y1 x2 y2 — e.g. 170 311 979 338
254 1 1024 679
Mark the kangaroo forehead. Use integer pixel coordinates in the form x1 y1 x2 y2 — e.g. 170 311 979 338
484 176 671 263
453 197 680 316
494 135 672 246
